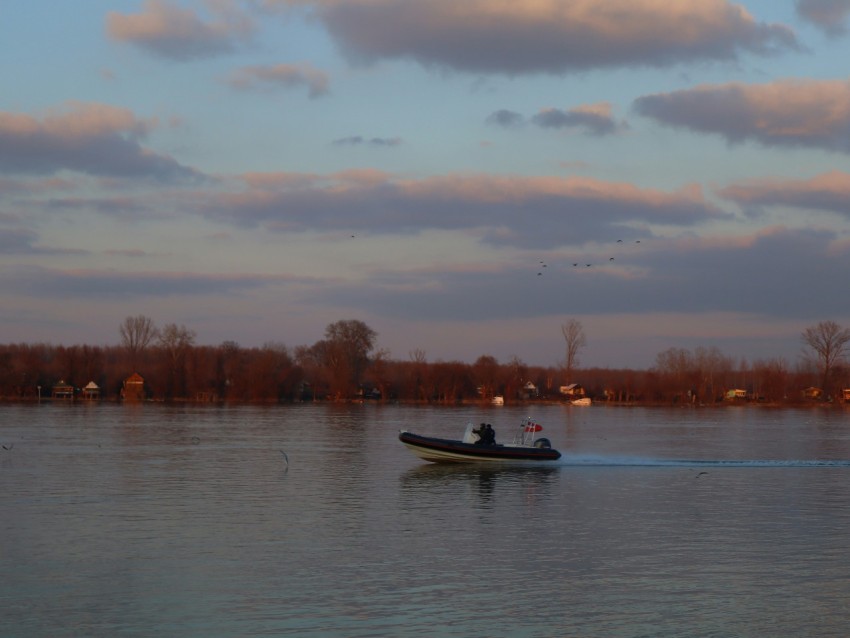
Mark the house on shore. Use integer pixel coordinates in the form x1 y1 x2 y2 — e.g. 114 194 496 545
52 380 74 400
559 383 586 399
82 381 100 401
521 381 539 399
121 373 145 402
802 387 823 401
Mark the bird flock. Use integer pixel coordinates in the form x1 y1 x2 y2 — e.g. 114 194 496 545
536 239 642 276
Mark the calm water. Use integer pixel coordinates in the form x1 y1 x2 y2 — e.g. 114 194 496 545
2 403 850 637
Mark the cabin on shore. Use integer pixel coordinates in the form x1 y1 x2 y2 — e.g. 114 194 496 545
82 381 100 401
52 380 74 400
522 381 539 399
802 386 823 401
121 373 145 402
559 383 586 399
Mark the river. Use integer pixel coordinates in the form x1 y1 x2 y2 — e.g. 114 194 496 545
2 402 849 637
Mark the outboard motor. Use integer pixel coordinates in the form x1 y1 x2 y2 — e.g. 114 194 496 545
534 437 552 449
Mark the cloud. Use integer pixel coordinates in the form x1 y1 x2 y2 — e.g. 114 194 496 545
633 78 850 152
196 171 726 248
796 0 850 37
331 136 402 147
718 170 850 217
486 110 525 128
103 249 151 258
106 0 255 60
46 196 157 220
531 103 626 136
289 0 798 74
227 63 329 97
0 102 200 180
0 225 88 256
0 228 41 255
303 226 849 324
0 266 295 299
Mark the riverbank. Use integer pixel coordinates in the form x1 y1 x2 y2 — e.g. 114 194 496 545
2 396 849 409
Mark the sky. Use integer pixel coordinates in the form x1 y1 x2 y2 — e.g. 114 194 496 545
2 0 850 369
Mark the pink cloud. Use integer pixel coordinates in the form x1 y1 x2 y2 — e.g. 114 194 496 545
634 78 850 151
718 170 850 216
396 174 708 210
0 102 151 140
286 0 797 74
196 171 725 247
106 0 255 60
0 102 198 180
227 63 329 97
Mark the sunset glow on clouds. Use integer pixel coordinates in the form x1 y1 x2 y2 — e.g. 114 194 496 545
2 0 850 367
106 0 255 60
302 0 798 73
634 78 850 151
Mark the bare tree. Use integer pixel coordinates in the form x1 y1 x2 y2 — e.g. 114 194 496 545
159 323 196 363
505 355 528 401
561 319 587 379
751 357 789 402
158 323 196 399
693 346 733 403
408 348 428 402
801 320 850 397
430 361 473 404
473 354 500 401
119 315 158 368
368 348 392 402
653 347 694 402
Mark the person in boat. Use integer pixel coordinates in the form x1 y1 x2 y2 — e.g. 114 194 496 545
482 423 496 445
473 423 497 445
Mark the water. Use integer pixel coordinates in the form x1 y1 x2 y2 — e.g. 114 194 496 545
2 403 850 637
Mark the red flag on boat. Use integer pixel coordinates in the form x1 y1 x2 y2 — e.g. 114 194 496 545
525 423 542 432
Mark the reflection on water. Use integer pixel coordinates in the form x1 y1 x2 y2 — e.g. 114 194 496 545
401 463 560 506
2 403 850 637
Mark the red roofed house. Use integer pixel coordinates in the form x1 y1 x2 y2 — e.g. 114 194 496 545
121 373 145 402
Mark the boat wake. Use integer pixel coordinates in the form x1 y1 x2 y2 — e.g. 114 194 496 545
558 454 850 468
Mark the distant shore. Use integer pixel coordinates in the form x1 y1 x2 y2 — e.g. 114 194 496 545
2 397 848 409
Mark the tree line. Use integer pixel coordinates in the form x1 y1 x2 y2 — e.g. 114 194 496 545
0 316 848 405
